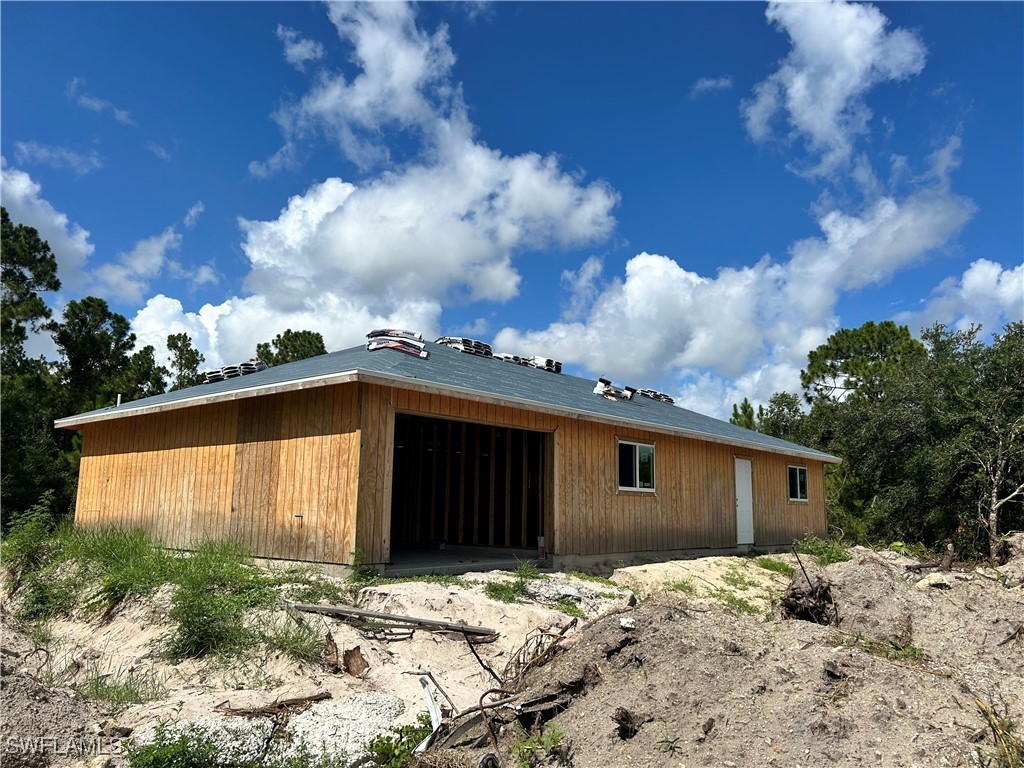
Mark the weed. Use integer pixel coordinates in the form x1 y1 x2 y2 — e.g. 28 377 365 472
712 589 761 615
16 571 78 623
75 663 167 710
722 568 758 591
484 579 528 603
974 695 1024 768
348 548 380 585
755 556 795 576
1 494 59 584
259 616 324 664
126 723 220 768
552 598 586 619
598 590 620 599
514 559 543 581
845 634 925 661
668 578 697 595
567 570 617 588
513 723 570 768
364 713 433 768
795 535 851 567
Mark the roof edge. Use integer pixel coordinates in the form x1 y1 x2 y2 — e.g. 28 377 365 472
56 364 840 464
54 370 361 429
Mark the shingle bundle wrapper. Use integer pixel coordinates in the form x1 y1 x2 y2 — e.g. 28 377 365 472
434 336 493 357
366 329 429 358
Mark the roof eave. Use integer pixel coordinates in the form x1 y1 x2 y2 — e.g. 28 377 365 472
55 365 841 465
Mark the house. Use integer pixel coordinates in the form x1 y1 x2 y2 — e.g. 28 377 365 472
56 339 840 567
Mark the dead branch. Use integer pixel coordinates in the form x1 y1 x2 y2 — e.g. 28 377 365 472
216 691 331 718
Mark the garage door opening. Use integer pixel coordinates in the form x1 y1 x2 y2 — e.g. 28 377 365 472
391 414 547 552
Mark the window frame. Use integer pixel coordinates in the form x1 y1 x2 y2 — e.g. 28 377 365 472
787 464 809 502
617 439 656 492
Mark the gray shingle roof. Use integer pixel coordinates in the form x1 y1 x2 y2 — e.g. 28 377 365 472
56 342 840 463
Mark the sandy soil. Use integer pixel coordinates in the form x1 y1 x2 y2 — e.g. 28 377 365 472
2 541 1022 768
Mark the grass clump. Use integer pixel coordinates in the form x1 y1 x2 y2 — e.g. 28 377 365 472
259 616 324 664
712 589 760 615
127 723 220 768
164 539 276 660
667 578 697 596
795 535 851 567
755 556 795 576
364 713 433 768
567 570 617 588
845 634 925 661
721 568 758 590
484 579 529 603
974 696 1024 768
552 598 586 619
76 663 167 710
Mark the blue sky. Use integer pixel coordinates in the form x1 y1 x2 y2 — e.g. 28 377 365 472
2 1 1021 417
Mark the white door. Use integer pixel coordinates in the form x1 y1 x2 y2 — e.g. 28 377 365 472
734 457 754 546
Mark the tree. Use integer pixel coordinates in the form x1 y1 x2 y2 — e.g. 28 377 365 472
256 329 327 366
729 397 760 430
167 332 205 390
47 297 137 413
759 392 805 443
114 345 168 401
1 207 61 365
800 320 925 402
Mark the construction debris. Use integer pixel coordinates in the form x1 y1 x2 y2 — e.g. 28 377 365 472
284 600 498 640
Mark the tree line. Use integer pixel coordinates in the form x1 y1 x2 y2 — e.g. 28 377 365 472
3 208 1022 557
730 320 1024 558
1 208 327 532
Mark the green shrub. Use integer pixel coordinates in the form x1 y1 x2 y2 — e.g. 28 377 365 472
16 571 78 623
567 571 617 588
667 579 697 595
1 492 59 583
795 535 851 567
514 559 542 581
364 713 433 768
712 589 760 615
513 723 569 768
126 724 219 768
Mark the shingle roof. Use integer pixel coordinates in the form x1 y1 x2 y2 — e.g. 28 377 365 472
56 342 840 463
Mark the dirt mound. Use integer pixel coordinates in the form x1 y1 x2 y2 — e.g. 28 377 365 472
1 662 108 768
427 549 1024 768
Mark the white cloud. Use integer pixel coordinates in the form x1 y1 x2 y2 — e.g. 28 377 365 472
689 76 733 99
92 227 183 304
148 142 172 161
131 292 442 371
66 77 136 126
495 177 974 419
183 201 204 228
276 24 326 70
13 141 103 176
0 159 94 290
742 0 926 176
897 259 1024 334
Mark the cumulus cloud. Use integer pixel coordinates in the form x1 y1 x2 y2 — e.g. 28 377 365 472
495 175 975 419
93 227 183 304
742 0 926 176
132 292 442 371
13 141 103 176
897 259 1024 334
0 159 94 290
689 76 733 99
276 24 326 70
66 77 136 126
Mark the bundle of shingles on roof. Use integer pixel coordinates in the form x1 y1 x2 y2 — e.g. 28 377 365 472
593 378 675 405
203 359 268 384
435 336 493 357
494 352 563 373
366 329 428 358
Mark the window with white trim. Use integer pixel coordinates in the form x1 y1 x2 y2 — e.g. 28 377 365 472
618 440 655 491
788 465 808 501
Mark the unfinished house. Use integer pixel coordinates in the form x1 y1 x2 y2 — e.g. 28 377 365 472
56 339 840 567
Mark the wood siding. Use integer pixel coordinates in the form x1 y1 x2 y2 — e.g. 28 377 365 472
75 383 361 564
73 379 826 565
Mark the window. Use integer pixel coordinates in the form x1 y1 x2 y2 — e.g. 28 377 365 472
788 465 808 501
618 441 655 491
